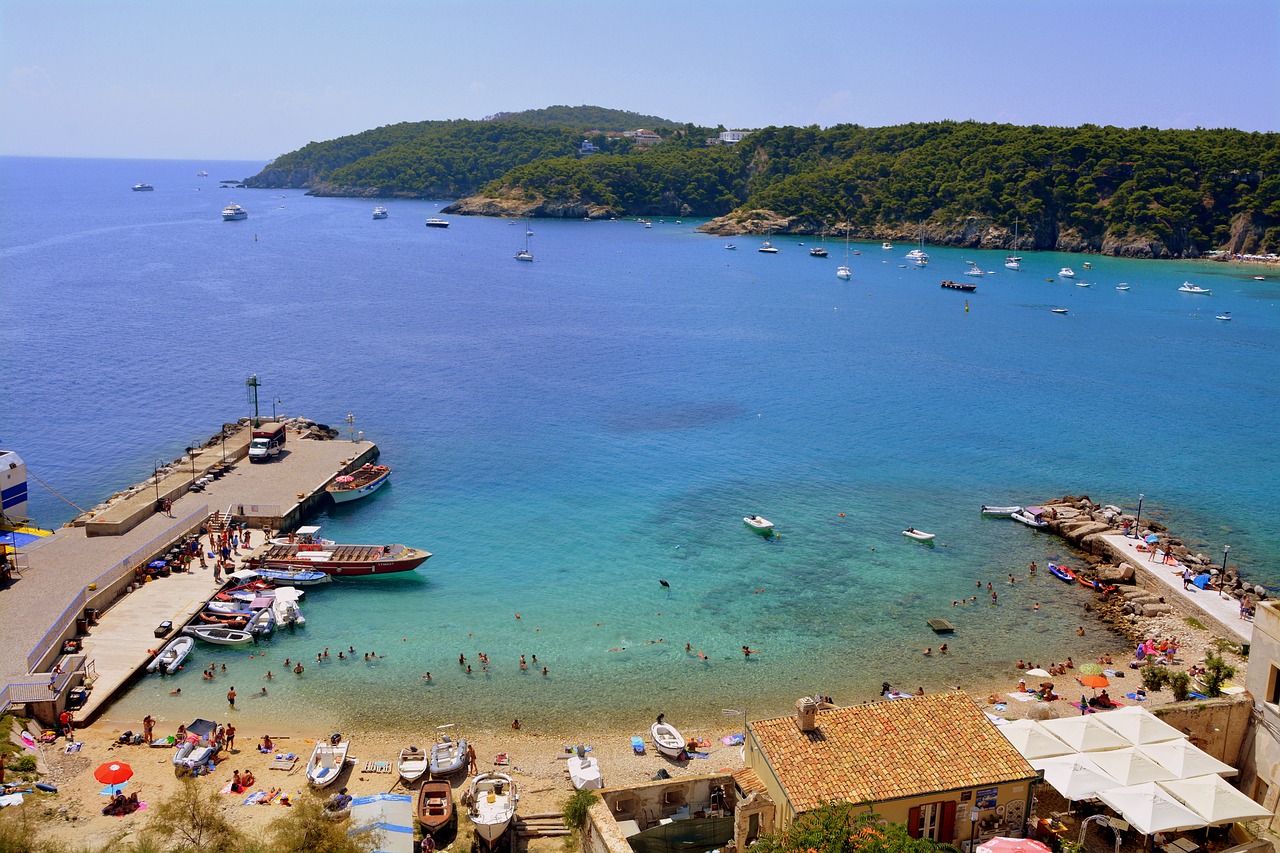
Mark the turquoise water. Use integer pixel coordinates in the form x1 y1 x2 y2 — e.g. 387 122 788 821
2 157 1277 733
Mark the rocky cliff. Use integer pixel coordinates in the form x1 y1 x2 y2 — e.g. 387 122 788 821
441 191 616 220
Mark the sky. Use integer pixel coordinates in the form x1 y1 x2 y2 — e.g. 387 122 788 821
2 0 1277 162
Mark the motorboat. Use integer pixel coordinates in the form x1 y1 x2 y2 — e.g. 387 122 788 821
1058 267 1075 278
963 264 985 277
146 635 194 674
397 745 429 783
1075 281 1091 287
196 170 208 177
905 249 929 266
326 464 391 503
724 244 736 250
245 538 431 577
1051 308 1069 314
1011 506 1049 528
246 607 275 637
980 505 1023 518
1178 282 1212 294
758 240 778 253
425 218 450 228
417 779 455 837
1083 262 1092 269
181 624 254 645
221 203 248 221
881 242 894 250
651 716 686 758
567 748 603 790
467 772 517 849
902 528 936 542
429 724 468 777
809 246 828 257
1048 563 1077 583
254 567 332 586
269 525 335 547
1216 312 1233 321
307 736 350 788
941 280 977 292
271 587 306 628
836 265 852 280
372 206 389 219
743 515 774 532
132 183 154 191
1116 285 1131 291
204 600 255 616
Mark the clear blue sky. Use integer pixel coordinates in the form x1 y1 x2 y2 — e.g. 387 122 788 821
2 0 1277 161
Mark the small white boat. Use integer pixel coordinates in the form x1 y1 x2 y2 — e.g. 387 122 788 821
567 750 603 790
372 206 388 219
254 567 332 586
963 266 985 277
1011 506 1050 529
221 203 248 221
743 515 774 532
246 607 275 637
1051 307 1069 314
881 242 894 250
182 624 255 645
424 218 450 228
1216 312 1232 321
204 600 254 616
651 716 686 758
1178 282 1212 294
326 464 391 503
1058 267 1075 278
758 240 778 253
1255 275 1267 281
196 170 208 177
836 265 852 280
1116 285 1131 291
429 725 468 777
397 745 429 783
724 244 736 250
272 587 306 628
146 635 194 673
902 528 936 542
467 772 517 849
307 737 351 788
1075 281 1091 287
980 505 1023 518
809 246 829 257
132 182 154 192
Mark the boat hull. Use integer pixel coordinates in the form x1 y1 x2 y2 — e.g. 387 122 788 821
182 625 254 645
307 740 350 788
417 780 455 836
1011 511 1049 528
398 746 429 783
651 722 685 758
430 737 467 777
246 542 431 576
980 505 1022 517
468 773 516 846
1048 563 1076 583
326 467 391 503
147 636 194 673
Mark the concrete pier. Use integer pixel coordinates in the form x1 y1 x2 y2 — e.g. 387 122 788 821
0 425 380 723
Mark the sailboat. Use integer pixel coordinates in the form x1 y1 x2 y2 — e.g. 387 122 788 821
836 226 852 280
809 228 828 257
1005 217 1022 271
515 219 533 261
905 223 929 266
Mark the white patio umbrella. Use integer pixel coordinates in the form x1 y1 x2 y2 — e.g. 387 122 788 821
1158 775 1271 825
1093 706 1185 745
1139 739 1237 779
1030 754 1123 801
1094 782 1206 834
998 719 1075 760
1086 747 1178 787
1040 715 1131 752
1024 668 1052 678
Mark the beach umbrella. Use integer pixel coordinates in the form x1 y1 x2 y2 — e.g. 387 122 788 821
1094 706 1185 745
1158 775 1269 825
1025 668 1052 678
977 838 1052 853
1079 674 1110 689
1087 747 1178 786
1030 754 1123 801
998 719 1074 760
1040 715 1131 752
94 761 133 786
1095 782 1206 834
1140 740 1236 779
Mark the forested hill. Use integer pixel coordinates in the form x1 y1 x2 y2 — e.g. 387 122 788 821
245 111 1279 257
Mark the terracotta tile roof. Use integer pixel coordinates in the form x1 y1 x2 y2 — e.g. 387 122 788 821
734 767 768 798
749 693 1037 814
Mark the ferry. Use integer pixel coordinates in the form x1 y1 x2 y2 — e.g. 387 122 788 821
221 203 248 221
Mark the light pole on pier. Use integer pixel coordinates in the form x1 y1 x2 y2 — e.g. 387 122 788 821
1133 493 1145 537
153 460 164 512
246 374 261 427
346 412 356 442
1221 545 1231 598
273 398 282 421
186 439 201 485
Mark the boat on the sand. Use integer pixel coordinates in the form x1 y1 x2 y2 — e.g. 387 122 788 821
397 745 429 783
307 736 350 788
417 779 455 837
567 748 603 790
429 725 468 777
467 772 517 849
651 715 686 758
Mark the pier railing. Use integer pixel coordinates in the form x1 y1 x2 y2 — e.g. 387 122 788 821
24 505 209 672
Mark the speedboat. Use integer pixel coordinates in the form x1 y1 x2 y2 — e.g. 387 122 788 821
651 716 686 758
902 528 936 542
1178 282 1212 294
724 244 736 250
425 218 450 228
182 624 254 645
980 505 1023 518
1048 563 1077 583
307 736 350 788
881 242 894 250
1058 267 1075 278
417 779 455 838
758 240 778 253
325 464 391 503
221 203 248 221
429 725 468 777
146 636 194 673
467 772 517 849
1011 506 1049 528
809 246 828 257
397 745 429 783
743 515 774 532
1216 312 1232 321
1075 281 1091 287
1051 307 1069 314
132 183 154 192
836 265 852 280
372 206 389 219
246 607 275 638
1116 285 1131 291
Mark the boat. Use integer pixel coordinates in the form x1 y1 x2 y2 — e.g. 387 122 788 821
132 183 154 192
809 246 828 257
758 240 778 254
724 244 736 250
271 587 306 628
245 538 431 577
204 600 255 616
428 725 467 777
397 745 429 783
1255 275 1267 281
1216 312 1233 321
905 223 929 265
372 206 389 219
1058 267 1075 278
743 515 774 532
269 525 335 547
253 567 332 586
1051 308 1069 314
425 218 450 228
1005 217 1022 270
1082 262 1092 269
651 716 686 758
307 736 351 788
417 779 455 837
1178 282 1212 294
1075 281 1091 287
221 203 248 221
1116 285 1131 291
146 636 194 674
466 772 517 849
1078 575 1116 594
246 607 275 637
902 528 936 542
836 225 853 280
515 220 533 261
881 242 894 250
1047 563 1077 583
963 264 985 277
1011 506 1050 528
181 624 255 645
196 170 208 177
941 280 977 292
980 505 1023 518
567 749 603 790
325 464 391 503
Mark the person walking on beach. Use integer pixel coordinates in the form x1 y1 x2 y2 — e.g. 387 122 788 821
227 687 236 710
225 724 236 751
466 742 478 774
1183 568 1193 590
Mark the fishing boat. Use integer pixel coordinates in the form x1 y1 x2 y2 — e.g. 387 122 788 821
743 515 774 532
1011 506 1050 528
1178 282 1212 294
397 745 429 783
1058 267 1075 278
567 748 603 790
325 464 391 504
372 206 389 219
245 538 431 577
941 279 977 292
429 724 468 777
1005 217 1022 270
758 239 778 254
424 217 450 228
221 203 248 221
902 528 936 542
1047 563 1077 583
307 736 350 788
146 636 194 673
980 505 1023 518
181 624 255 645
651 715 686 758
467 772 517 849
417 779 455 837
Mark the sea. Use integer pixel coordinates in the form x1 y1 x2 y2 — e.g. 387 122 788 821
2 156 1277 735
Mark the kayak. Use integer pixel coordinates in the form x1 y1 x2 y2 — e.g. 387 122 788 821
1078 575 1117 594
1048 563 1076 583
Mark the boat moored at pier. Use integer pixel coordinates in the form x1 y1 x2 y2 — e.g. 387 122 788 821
245 538 431 577
325 464 391 503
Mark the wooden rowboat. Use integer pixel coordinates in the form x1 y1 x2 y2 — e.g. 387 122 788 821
417 779 455 837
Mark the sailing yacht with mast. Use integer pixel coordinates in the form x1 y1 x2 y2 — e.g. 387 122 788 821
904 223 929 266
836 226 852 280
1004 217 1022 271
515 219 533 261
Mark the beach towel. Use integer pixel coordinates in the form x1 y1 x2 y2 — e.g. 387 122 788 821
219 782 235 794
242 791 267 806
0 794 23 809
631 736 645 754
1006 692 1036 702
694 737 712 749
1071 703 1096 714
493 753 509 765
64 742 82 754
721 734 745 746
993 703 1007 711
693 752 710 759
1124 693 1148 701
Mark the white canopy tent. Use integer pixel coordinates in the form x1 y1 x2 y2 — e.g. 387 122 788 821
1093 707 1185 745
1086 747 1178 787
1139 739 1237 779
1094 783 1208 835
1039 715 1131 753
998 720 1075 760
1030 754 1123 801
1158 775 1271 825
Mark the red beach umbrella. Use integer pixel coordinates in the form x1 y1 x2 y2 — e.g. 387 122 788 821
1079 674 1110 689
94 761 134 786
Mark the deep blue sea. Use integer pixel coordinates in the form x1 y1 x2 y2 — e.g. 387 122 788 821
2 157 1277 734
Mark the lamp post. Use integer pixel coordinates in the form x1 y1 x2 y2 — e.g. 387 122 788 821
1221 545 1231 598
153 460 164 512
346 412 356 442
969 807 980 853
246 374 261 427
186 439 201 485
273 398 282 421
1133 493 1144 537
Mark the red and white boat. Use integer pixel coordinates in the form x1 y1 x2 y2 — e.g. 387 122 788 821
325 464 391 503
246 534 430 577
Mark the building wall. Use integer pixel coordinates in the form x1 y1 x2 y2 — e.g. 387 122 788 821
1241 601 1280 831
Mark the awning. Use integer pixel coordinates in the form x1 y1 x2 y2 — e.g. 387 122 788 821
1039 715 1130 752
1139 739 1236 779
1094 782 1206 834
998 720 1074 760
1030 754 1123 801
1093 707 1185 745
1158 775 1270 825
